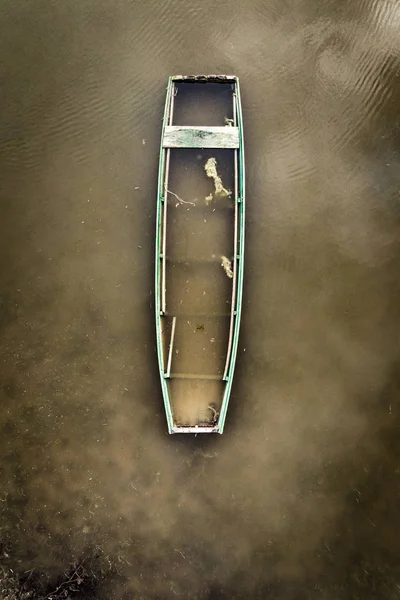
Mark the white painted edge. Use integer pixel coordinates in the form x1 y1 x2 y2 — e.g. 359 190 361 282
171 426 220 434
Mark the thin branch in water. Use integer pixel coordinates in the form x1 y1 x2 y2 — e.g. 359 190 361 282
41 562 85 600
208 405 219 421
165 188 196 206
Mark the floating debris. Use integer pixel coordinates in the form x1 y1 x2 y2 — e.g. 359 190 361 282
221 255 233 279
224 117 234 126
204 157 231 205
208 403 219 424
205 193 213 206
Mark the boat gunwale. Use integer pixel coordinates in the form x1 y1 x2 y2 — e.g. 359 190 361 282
217 77 245 433
155 77 175 433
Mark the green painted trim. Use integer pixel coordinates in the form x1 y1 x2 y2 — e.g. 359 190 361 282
155 77 174 433
217 77 245 433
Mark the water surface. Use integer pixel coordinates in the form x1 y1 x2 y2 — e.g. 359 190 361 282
1 0 400 598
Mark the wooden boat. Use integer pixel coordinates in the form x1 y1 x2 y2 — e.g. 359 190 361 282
155 75 245 434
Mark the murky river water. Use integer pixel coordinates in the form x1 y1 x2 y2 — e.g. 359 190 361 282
1 0 400 598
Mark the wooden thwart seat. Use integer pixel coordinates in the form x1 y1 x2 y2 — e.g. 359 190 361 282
166 373 222 381
163 312 230 318
163 126 239 149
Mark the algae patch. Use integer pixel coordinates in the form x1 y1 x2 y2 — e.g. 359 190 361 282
221 255 234 279
204 157 231 205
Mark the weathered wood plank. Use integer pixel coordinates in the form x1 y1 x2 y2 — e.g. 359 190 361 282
168 373 222 381
171 426 219 433
172 74 237 83
163 126 239 149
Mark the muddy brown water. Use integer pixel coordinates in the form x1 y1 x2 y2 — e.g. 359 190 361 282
1 0 400 598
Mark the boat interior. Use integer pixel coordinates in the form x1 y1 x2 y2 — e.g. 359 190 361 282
157 77 242 432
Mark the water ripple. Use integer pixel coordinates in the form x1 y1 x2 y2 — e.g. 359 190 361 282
2 0 399 192
313 10 398 151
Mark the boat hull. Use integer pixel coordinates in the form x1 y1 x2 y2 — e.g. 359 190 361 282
155 75 245 434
